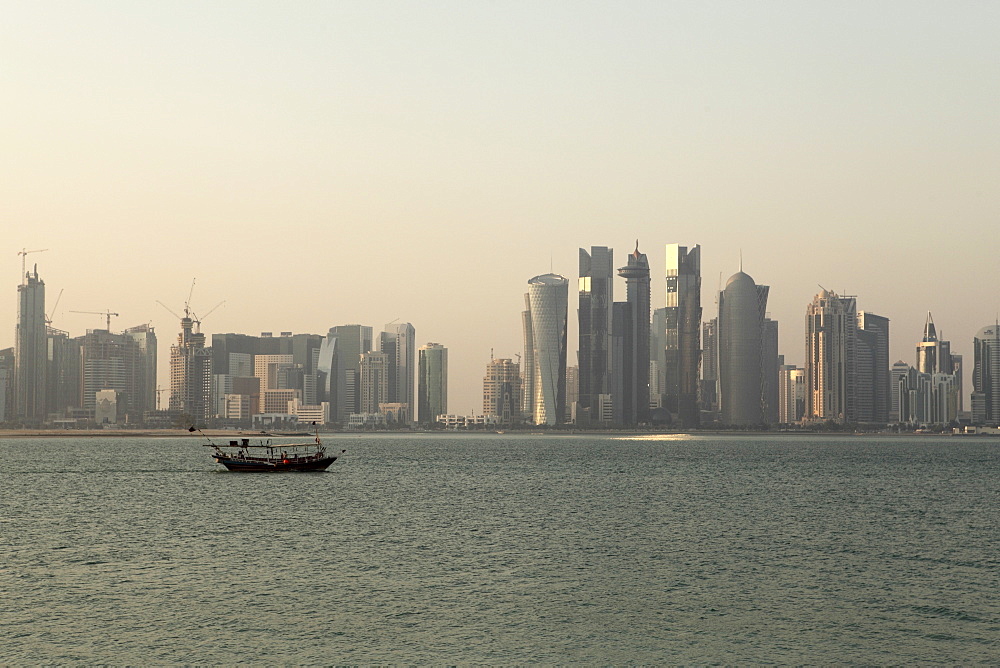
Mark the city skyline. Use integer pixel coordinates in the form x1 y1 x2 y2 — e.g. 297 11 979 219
5 253 995 428
3 2 998 414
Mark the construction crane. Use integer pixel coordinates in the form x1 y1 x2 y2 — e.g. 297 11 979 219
157 278 223 334
190 300 226 332
185 278 196 318
71 309 120 331
45 288 64 326
17 248 48 284
156 300 181 320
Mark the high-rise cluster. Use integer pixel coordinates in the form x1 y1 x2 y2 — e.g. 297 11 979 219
2 265 158 426
890 314 963 425
0 264 443 428
801 290 890 425
506 242 996 430
514 243 652 428
5 249 997 431
206 321 437 428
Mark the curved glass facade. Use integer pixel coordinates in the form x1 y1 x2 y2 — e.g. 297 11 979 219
718 271 768 426
526 274 568 425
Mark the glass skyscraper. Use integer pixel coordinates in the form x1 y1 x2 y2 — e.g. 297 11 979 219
972 324 1000 425
664 244 701 427
616 244 650 425
718 271 768 426
523 274 568 425
578 246 613 422
418 343 448 424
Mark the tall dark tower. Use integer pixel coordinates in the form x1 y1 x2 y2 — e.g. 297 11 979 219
665 244 701 427
16 265 47 422
578 246 613 423
617 242 650 424
717 271 768 426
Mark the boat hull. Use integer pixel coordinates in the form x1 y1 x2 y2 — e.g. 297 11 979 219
213 456 338 472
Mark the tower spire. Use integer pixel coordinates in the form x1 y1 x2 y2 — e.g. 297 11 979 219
924 311 937 341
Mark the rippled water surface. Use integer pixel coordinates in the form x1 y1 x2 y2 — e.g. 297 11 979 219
2 433 998 663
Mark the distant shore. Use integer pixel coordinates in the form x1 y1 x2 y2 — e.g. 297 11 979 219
0 429 235 438
0 428 975 439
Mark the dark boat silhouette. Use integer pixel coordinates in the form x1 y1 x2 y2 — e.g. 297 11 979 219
192 426 344 472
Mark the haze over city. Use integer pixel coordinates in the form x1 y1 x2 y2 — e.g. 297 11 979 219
3 1 997 413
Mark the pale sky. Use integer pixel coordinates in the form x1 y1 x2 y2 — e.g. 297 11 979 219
3 1 998 414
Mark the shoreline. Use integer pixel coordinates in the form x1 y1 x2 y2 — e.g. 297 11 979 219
0 428 977 439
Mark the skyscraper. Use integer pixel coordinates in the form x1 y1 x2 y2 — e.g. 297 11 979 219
381 322 416 423
125 324 157 415
578 246 613 422
856 312 890 424
916 313 942 374
891 360 915 423
664 244 701 427
325 324 372 422
971 324 1000 425
523 273 568 425
616 243 651 425
778 364 805 424
483 356 520 425
700 317 719 414
762 317 779 424
46 328 80 418
565 364 579 416
418 343 448 424
79 326 157 422
359 351 389 415
521 294 535 419
650 307 668 411
15 265 46 422
610 301 630 424
169 313 212 424
0 347 15 422
805 290 857 423
717 271 768 426
889 316 960 426
915 313 962 412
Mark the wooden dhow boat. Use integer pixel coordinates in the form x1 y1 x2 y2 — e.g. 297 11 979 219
192 426 344 472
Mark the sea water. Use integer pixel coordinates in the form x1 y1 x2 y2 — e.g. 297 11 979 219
1 433 997 663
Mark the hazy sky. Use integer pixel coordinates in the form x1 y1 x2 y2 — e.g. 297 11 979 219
3 1 998 413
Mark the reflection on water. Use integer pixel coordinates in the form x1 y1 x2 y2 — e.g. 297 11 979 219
611 433 697 441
